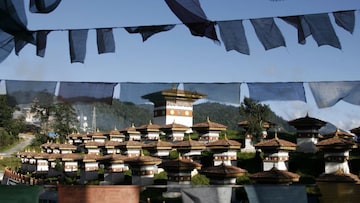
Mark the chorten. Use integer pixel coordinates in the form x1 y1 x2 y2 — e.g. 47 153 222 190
160 122 191 142
124 153 162 186
120 123 141 141
172 136 206 161
136 120 161 141
108 127 125 142
206 135 241 166
254 135 296 171
322 128 355 141
142 87 206 127
158 157 202 198
316 134 357 174
192 117 227 143
142 140 174 158
288 114 326 153
200 163 247 185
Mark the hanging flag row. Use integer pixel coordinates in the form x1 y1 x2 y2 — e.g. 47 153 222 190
2 80 360 109
0 0 356 63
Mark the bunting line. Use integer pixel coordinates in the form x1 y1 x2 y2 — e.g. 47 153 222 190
0 1 357 63
1 80 360 109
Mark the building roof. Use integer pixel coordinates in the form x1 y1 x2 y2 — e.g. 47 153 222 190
120 123 140 134
105 140 122 148
61 153 83 161
254 137 296 151
238 120 275 130
82 154 103 162
124 154 162 166
67 132 86 139
206 136 241 150
142 140 173 149
58 143 77 150
158 157 202 171
250 167 300 184
316 169 360 183
108 127 122 136
172 137 206 150
316 136 356 150
47 153 63 161
119 140 143 149
91 130 107 138
192 117 227 131
84 141 105 148
32 152 49 159
350 126 360 135
288 114 327 129
102 154 127 163
200 163 247 178
141 87 207 103
321 128 355 140
136 120 161 132
40 141 53 149
160 122 190 131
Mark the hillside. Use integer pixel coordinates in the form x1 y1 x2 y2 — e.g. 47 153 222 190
72 100 295 133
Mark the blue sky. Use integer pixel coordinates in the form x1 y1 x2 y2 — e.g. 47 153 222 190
1 0 360 131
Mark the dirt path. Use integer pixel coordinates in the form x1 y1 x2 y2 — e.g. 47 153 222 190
0 133 34 158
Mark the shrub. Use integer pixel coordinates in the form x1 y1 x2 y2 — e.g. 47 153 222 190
191 174 209 185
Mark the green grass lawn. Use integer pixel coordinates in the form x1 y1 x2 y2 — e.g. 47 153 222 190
0 157 21 171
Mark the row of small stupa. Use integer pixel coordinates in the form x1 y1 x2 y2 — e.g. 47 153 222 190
8 88 360 201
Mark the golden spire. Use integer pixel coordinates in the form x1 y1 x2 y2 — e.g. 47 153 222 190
334 128 340 138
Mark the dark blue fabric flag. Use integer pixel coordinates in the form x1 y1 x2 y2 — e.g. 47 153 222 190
36 30 50 57
120 82 178 104
0 1 33 43
125 25 175 41
5 80 57 106
280 15 309 44
96 28 115 54
29 0 62 13
183 82 241 104
250 18 286 50
58 82 117 104
333 10 355 34
303 13 341 49
247 82 306 102
0 31 14 63
164 0 219 42
14 32 36 55
69 29 88 63
309 81 360 108
218 20 250 55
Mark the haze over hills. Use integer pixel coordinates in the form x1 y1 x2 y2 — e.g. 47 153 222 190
71 100 339 135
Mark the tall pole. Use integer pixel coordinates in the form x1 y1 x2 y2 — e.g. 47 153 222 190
92 106 96 132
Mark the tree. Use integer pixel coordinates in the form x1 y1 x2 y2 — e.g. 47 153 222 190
239 97 271 143
31 100 79 143
30 98 55 135
0 95 24 144
52 102 79 143
0 95 15 128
